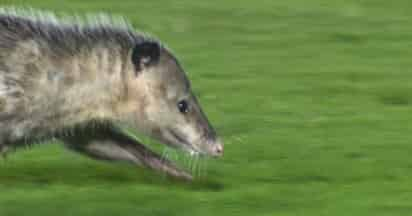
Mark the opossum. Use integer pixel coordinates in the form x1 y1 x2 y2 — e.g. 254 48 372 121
0 8 223 180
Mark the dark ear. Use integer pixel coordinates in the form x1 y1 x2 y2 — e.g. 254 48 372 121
131 42 161 74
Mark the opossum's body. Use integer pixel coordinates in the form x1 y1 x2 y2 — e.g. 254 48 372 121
0 8 223 180
0 12 137 143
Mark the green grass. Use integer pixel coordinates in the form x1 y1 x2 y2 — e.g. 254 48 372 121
1 0 412 215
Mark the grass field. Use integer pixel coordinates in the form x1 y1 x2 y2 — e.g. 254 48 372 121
1 0 412 215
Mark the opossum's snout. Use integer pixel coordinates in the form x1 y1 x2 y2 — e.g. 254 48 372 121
154 86 224 157
129 41 223 158
161 97 224 158
203 138 224 157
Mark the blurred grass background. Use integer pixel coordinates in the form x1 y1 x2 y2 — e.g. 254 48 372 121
1 0 412 215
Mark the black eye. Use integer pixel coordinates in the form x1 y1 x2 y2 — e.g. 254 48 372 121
177 100 189 114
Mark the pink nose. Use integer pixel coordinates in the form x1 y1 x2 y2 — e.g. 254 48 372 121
213 142 224 157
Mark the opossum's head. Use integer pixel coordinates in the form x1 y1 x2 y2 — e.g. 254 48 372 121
124 41 223 157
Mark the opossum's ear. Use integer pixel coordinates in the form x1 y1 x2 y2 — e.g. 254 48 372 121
132 42 161 74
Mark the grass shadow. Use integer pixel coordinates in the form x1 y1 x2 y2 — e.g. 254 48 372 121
378 88 412 106
0 158 224 191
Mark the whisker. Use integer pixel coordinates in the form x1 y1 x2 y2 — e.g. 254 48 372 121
191 155 195 176
192 155 199 177
161 148 166 160
192 155 197 177
198 156 203 178
195 156 199 177
171 150 178 162
189 155 195 175
196 157 201 178
185 153 190 168
204 159 208 178
197 156 203 178
187 154 192 173
160 148 168 179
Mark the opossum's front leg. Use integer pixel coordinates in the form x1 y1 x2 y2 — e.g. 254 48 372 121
61 128 192 181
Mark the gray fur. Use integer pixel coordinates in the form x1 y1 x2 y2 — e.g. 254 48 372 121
0 8 223 180
0 8 157 140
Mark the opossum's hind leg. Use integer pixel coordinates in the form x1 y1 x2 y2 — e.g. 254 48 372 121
60 127 193 181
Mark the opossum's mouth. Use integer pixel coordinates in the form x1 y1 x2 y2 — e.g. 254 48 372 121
167 129 202 156
130 128 202 181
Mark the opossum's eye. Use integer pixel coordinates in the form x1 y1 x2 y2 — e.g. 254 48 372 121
177 100 189 114
132 41 160 74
